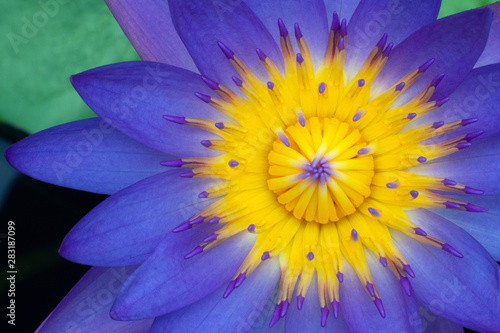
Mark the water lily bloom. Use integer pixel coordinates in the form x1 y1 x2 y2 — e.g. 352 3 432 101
7 0 500 332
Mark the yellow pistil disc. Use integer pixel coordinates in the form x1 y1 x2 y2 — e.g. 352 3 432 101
267 117 373 223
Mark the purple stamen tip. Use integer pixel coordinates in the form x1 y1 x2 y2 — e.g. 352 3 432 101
456 142 471 150
351 229 358 241
296 53 304 64
442 179 457 186
441 243 463 258
383 43 394 57
418 58 435 72
307 252 314 261
279 133 290 147
223 280 236 299
172 221 192 233
463 203 488 212
234 273 246 288
444 201 461 209
198 191 209 199
248 224 255 232
319 82 327 93
463 186 484 195
203 233 218 243
338 37 345 51
294 23 303 39
414 227 427 236
376 33 388 50
232 76 243 87
269 304 282 327
278 18 288 37
228 160 239 168
464 130 484 142
184 245 203 259
195 92 212 104
215 122 224 129
417 156 427 163
280 300 290 318
358 79 365 87
332 299 340 318
366 282 376 297
163 115 187 124
217 41 234 59
380 256 388 267
368 207 381 218
407 113 417 120
331 12 340 31
403 264 415 278
358 147 370 155
435 97 449 107
374 298 386 318
161 159 184 167
410 190 419 199
256 48 267 61
201 76 219 90
180 170 195 178
353 111 364 122
209 216 221 224
340 19 347 37
201 140 212 148
400 277 412 296
432 121 444 129
461 118 478 126
395 82 405 91
298 113 305 127
189 216 204 225
431 73 445 87
267 81 275 90
261 251 270 261
297 294 305 310
321 307 329 327
336 271 344 283
386 181 399 189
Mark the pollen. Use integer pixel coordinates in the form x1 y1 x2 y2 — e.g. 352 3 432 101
162 12 487 328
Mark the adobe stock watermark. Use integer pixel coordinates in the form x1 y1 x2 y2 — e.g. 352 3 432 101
7 0 72 54
51 63 168 182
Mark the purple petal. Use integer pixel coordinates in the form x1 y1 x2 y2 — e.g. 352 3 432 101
475 3 500 68
150 258 279 332
105 0 197 71
244 0 328 68
59 170 221 266
408 133 500 195
168 0 282 87
71 61 230 157
411 64 500 142
418 304 464 333
430 195 500 261
340 251 421 332
324 0 361 23
374 8 492 104
285 274 350 332
346 0 441 77
110 231 255 319
5 118 168 195
36 266 153 333
392 209 500 333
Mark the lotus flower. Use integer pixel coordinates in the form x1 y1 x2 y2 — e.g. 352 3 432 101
6 0 500 332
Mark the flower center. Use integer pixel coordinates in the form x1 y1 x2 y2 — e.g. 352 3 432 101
268 117 373 223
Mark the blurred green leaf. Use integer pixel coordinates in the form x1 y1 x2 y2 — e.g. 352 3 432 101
0 0 139 134
439 0 497 18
